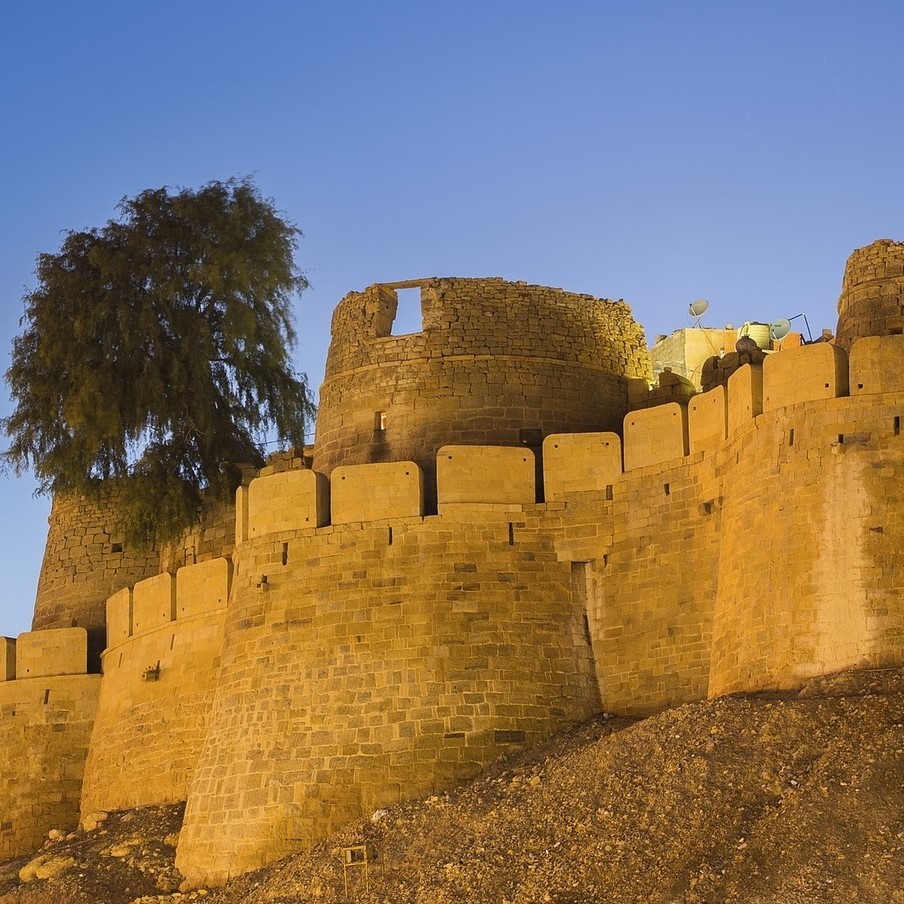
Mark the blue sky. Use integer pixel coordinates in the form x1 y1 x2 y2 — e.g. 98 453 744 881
1 1 903 635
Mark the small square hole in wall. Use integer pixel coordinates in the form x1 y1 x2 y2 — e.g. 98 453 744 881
111 543 123 553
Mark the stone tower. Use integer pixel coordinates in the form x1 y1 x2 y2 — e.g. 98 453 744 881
835 239 904 350
312 278 651 505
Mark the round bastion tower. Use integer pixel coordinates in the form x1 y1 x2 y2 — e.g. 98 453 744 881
312 277 652 501
31 485 237 669
31 487 160 664
835 239 904 350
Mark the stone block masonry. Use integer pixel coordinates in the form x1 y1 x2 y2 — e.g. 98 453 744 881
32 487 160 638
176 513 600 884
0 638 15 680
313 278 651 509
11 245 904 885
79 559 231 816
835 238 904 350
0 674 100 858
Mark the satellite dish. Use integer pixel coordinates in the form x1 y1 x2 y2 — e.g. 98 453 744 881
689 299 709 317
770 318 792 341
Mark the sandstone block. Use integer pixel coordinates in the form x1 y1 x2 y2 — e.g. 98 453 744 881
437 446 535 506
16 628 87 678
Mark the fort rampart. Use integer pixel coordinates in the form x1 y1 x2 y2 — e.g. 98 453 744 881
4 249 904 881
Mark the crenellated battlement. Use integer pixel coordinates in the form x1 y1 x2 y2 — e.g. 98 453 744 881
8 243 904 883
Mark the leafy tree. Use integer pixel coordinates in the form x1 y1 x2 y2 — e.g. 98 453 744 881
4 178 315 544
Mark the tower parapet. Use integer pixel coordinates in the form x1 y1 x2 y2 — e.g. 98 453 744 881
312 277 651 505
835 239 904 350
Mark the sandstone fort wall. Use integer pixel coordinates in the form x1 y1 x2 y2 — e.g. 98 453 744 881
11 331 904 881
79 559 230 814
176 509 600 882
0 628 98 858
9 245 904 883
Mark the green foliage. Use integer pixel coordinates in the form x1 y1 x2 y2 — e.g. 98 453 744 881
4 178 315 545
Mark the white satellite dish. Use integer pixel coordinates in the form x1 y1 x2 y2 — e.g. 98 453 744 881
770 318 792 341
689 299 709 317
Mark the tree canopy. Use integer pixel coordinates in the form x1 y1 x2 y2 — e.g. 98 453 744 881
3 178 315 544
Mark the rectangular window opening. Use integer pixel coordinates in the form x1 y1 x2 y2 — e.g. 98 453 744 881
508 522 515 545
605 485 613 501
664 483 670 496
282 542 289 566
391 287 423 335
43 689 50 705
374 411 387 432
388 526 393 546
789 428 795 447
895 416 901 436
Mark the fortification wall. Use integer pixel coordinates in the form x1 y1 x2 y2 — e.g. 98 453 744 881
585 457 719 716
19 252 904 882
709 393 904 695
0 629 98 858
176 494 600 884
79 559 231 815
312 278 651 505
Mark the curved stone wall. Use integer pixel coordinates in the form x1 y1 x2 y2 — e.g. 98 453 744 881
176 515 600 885
32 488 160 663
79 612 226 814
835 239 904 350
312 278 651 504
79 559 231 815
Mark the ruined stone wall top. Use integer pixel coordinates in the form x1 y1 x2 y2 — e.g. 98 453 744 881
324 277 650 380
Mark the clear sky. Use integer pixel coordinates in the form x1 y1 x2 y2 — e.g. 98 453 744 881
2 1 903 636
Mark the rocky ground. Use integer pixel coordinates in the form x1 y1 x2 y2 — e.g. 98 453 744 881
2 667 904 904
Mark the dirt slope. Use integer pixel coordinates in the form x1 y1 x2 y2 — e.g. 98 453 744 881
2 667 903 904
